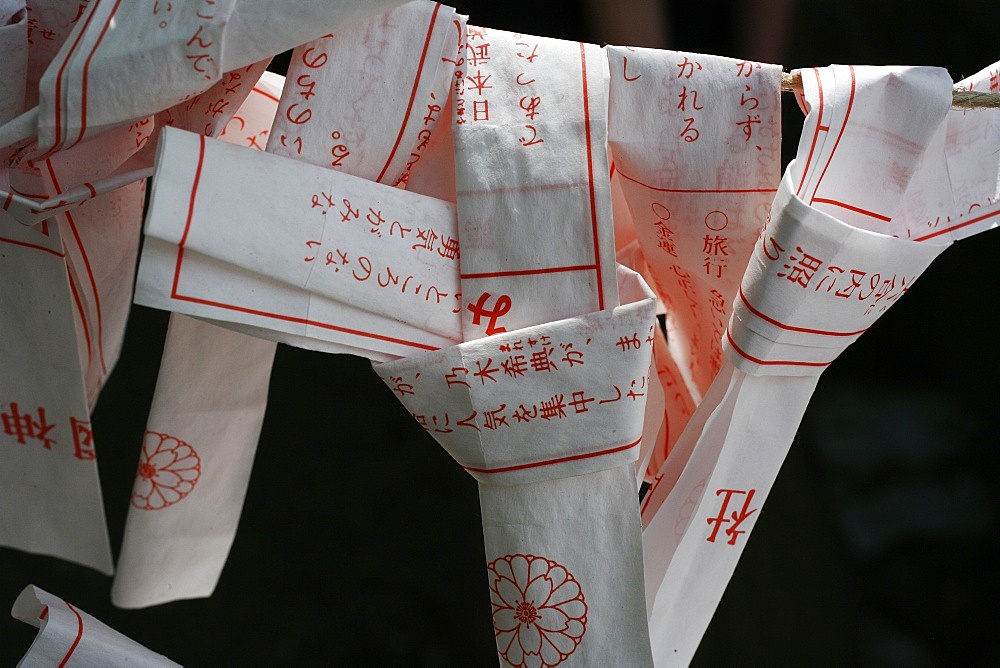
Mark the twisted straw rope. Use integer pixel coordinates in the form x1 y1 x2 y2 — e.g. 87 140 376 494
780 70 1000 109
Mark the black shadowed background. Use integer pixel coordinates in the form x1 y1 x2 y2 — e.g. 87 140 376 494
2 1 998 665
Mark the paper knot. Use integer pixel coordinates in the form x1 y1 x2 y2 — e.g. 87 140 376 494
724 170 948 377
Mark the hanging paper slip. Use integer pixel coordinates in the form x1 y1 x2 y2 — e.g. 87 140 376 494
12 585 179 666
453 26 618 337
0 216 113 574
606 47 783 484
410 26 654 665
642 65 956 666
268 1 460 186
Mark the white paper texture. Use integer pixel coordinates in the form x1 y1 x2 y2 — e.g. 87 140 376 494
134 126 463 359
452 26 619 338
113 71 282 609
267 1 460 187
0 215 113 574
32 0 409 153
642 65 956 666
12 585 179 666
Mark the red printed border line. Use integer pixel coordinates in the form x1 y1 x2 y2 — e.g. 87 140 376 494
914 207 1000 241
613 166 776 194
45 159 108 374
0 236 65 258
738 286 867 337
726 329 833 368
39 601 85 668
579 42 605 311
798 65 858 206
462 435 642 475
169 134 440 352
53 0 124 153
376 2 443 183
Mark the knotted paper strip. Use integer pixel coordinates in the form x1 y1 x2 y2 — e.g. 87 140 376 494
266 0 460 186
606 47 782 484
643 65 956 666
12 585 179 666
113 72 282 608
375 266 656 666
407 26 654 665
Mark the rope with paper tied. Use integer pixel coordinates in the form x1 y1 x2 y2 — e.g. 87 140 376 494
781 70 1000 108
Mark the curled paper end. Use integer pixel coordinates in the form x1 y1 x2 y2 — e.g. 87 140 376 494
12 585 181 667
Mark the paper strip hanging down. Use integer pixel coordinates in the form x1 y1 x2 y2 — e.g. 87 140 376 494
112 72 282 609
134 125 463 360
267 1 460 186
0 215 113 575
22 0 409 155
606 47 783 482
888 60 1000 243
12 585 180 667
642 65 957 667
392 26 653 665
117 6 463 605
375 266 656 666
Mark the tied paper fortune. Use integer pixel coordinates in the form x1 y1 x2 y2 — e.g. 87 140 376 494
381 25 655 666
642 65 957 666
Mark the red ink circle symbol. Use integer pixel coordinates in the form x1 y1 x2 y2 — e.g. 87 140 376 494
650 202 671 221
131 431 201 511
704 210 729 231
488 554 587 668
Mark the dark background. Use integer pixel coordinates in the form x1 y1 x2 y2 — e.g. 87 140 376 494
3 1 998 665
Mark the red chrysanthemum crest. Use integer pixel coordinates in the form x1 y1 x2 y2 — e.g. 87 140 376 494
487 553 587 668
130 431 201 510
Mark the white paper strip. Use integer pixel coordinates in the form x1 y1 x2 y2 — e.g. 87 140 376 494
113 73 282 608
12 585 179 666
27 0 408 153
0 215 113 574
134 126 463 358
643 65 955 666
606 47 782 484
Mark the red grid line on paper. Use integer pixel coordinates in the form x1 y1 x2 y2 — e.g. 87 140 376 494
0 236 65 258
58 601 85 668
66 267 93 365
46 160 106 374
169 134 440 352
614 168 776 194
739 286 867 336
811 197 891 222
376 2 442 183
914 207 1000 241
462 436 642 475
808 65 857 206
76 0 122 149
251 86 280 105
52 0 101 153
726 329 832 368
461 263 597 280
579 42 604 310
796 67 826 198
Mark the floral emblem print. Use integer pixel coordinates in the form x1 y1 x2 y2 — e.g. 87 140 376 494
131 431 201 510
488 553 587 668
